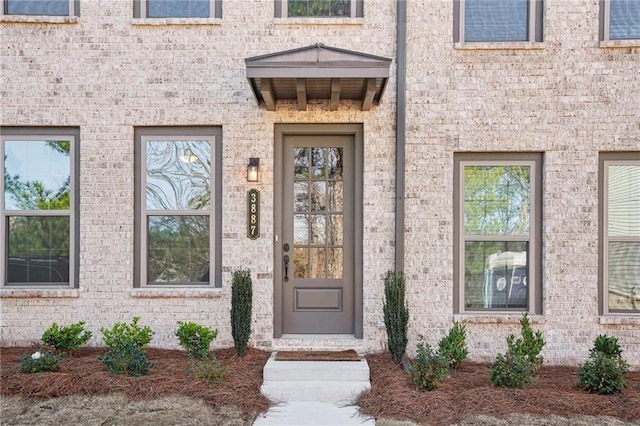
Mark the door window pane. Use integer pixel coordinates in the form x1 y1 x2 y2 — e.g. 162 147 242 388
7 0 69 16
4 140 71 211
464 165 530 236
310 181 327 212
294 182 309 212
310 214 326 245
7 216 70 283
294 247 309 278
310 248 326 278
327 181 343 212
147 215 209 283
294 214 309 245
288 0 352 17
327 148 343 178
465 241 529 310
146 140 211 210
294 148 309 178
610 0 640 40
327 214 343 245
148 0 210 18
327 248 343 279
465 0 528 42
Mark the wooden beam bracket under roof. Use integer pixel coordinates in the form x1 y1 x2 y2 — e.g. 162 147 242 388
245 43 391 112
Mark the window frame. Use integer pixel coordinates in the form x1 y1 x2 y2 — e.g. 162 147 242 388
275 0 363 18
133 0 222 19
134 127 222 288
1 127 80 289
600 0 640 41
453 153 543 314
599 152 640 315
453 0 544 43
0 0 78 16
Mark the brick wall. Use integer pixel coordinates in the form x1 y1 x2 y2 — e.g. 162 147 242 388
1 0 638 367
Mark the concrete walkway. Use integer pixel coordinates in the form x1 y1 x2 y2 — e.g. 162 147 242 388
253 401 375 425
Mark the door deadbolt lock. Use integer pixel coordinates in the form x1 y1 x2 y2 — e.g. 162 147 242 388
283 243 290 252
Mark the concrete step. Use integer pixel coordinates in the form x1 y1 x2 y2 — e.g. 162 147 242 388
253 401 375 425
260 352 372 404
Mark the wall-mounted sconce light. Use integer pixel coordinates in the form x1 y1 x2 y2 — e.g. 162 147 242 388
247 157 260 183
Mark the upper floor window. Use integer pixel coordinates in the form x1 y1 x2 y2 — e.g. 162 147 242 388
602 0 640 40
454 0 543 43
454 153 542 314
275 0 363 18
134 0 222 18
1 0 78 16
1 128 79 288
600 153 640 314
135 127 222 288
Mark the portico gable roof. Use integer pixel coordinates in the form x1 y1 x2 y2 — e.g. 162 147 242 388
245 43 391 111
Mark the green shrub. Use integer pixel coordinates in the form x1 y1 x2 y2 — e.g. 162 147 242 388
577 334 629 395
18 350 63 373
591 334 623 359
99 317 154 376
383 270 409 365
489 352 535 388
176 321 218 360
409 342 449 391
231 269 252 358
41 321 92 354
438 321 468 369
506 313 545 369
192 357 228 385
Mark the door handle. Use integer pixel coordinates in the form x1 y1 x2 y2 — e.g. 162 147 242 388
283 255 290 282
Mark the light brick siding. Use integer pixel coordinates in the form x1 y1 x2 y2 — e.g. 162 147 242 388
1 0 638 367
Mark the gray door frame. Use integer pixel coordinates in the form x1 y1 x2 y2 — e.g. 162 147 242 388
274 124 363 338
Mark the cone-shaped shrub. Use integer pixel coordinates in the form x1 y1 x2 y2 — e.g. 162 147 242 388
231 269 252 357
383 270 409 365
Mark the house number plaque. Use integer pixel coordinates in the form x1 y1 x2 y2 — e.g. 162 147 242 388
247 189 260 240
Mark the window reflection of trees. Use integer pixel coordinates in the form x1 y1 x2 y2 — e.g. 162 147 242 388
4 140 71 283
292 147 344 279
288 0 352 17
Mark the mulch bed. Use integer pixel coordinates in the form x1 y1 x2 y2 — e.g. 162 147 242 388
2 347 639 425
358 351 640 425
0 346 271 423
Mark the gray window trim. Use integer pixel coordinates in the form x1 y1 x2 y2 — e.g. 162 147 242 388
134 0 222 18
599 152 640 315
134 127 222 288
275 0 363 18
453 0 543 43
0 127 80 289
453 152 543 314
1 0 79 16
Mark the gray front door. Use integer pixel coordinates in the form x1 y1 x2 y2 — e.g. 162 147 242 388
281 135 354 334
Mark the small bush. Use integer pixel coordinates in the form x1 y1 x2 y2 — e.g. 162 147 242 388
192 357 228 385
383 270 409 365
438 321 468 369
591 334 623 359
577 334 629 395
42 321 92 354
409 342 449 391
99 317 154 376
176 321 218 360
506 313 545 369
489 352 535 388
231 269 253 358
18 350 63 373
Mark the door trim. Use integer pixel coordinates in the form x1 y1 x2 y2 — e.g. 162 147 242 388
274 124 363 338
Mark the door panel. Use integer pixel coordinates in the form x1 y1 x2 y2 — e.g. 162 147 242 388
282 135 354 334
